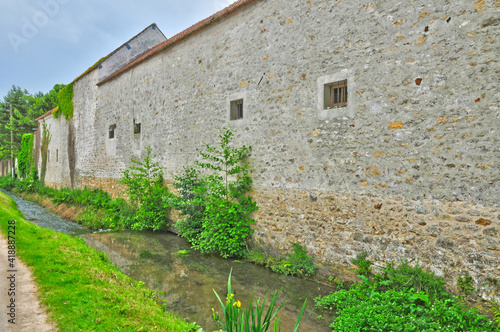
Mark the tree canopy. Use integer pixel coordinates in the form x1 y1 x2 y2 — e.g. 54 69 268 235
0 84 63 160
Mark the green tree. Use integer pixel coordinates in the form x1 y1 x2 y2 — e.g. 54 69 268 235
175 127 257 258
0 84 63 160
120 146 171 231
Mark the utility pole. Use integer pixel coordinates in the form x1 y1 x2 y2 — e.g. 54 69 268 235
10 104 14 177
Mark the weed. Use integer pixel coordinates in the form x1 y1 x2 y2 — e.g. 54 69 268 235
175 250 191 256
458 273 476 296
139 250 154 259
315 262 498 331
375 260 447 301
351 252 372 276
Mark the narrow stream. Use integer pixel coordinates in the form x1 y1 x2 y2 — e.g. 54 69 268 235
4 190 334 331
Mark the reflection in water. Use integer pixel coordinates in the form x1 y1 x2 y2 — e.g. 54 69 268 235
83 232 334 331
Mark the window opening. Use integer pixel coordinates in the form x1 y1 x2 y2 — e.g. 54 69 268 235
230 99 244 120
109 124 116 139
324 79 348 109
134 119 141 134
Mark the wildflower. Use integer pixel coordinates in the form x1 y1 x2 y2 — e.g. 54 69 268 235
233 300 241 308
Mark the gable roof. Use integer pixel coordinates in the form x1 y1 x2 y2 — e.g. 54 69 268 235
35 107 58 122
74 23 166 84
98 0 260 86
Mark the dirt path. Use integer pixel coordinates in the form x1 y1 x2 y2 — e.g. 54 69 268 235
0 234 56 331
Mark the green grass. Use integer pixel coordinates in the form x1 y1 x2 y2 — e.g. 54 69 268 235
0 191 198 331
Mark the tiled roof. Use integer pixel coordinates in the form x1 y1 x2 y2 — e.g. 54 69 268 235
74 23 166 84
35 107 58 122
98 0 260 86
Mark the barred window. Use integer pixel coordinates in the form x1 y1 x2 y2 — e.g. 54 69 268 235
324 80 348 109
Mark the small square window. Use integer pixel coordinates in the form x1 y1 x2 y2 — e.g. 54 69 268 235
109 124 116 139
230 99 244 120
134 120 141 134
324 80 348 109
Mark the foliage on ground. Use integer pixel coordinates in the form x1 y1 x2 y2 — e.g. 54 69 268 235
0 175 136 230
249 243 316 278
0 191 198 331
174 127 257 258
315 257 498 331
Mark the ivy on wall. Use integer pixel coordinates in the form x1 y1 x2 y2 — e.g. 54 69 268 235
55 83 74 120
40 122 50 183
18 133 34 178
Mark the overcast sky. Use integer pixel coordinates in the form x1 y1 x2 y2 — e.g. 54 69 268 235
0 0 237 99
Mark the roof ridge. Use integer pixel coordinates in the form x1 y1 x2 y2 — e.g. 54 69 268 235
74 23 166 84
98 0 260 86
35 106 58 122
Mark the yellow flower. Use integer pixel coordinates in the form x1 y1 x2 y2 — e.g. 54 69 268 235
233 300 241 308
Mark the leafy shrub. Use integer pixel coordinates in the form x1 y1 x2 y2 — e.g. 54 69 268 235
268 243 316 277
351 252 372 276
120 146 171 231
173 167 206 245
374 260 447 301
458 273 476 296
0 176 17 190
174 127 257 258
316 264 498 331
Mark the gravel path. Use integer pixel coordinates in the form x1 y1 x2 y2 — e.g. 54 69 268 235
0 232 56 331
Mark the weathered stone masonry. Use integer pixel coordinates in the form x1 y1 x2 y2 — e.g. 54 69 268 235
38 0 499 300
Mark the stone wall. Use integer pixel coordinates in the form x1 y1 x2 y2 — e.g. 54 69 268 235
38 114 72 188
40 0 499 300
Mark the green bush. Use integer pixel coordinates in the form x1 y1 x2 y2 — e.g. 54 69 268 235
0 175 17 190
315 264 498 331
458 273 476 296
174 127 257 258
352 252 372 276
120 146 171 231
173 167 206 245
268 243 316 277
374 260 447 301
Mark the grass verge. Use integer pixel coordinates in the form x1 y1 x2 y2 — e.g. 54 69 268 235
0 191 198 331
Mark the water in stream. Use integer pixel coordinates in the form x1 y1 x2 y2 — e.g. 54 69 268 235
4 190 334 331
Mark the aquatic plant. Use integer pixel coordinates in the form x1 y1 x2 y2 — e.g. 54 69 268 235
212 270 306 332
